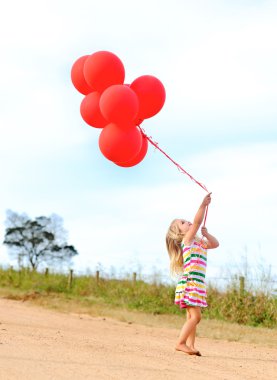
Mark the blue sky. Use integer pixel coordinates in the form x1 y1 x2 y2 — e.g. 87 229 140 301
0 0 276 284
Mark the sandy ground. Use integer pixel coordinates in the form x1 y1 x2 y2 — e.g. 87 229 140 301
0 299 276 380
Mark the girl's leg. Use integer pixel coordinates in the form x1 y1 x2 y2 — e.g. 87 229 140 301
186 309 198 351
176 306 201 354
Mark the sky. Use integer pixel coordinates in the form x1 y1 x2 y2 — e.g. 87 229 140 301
0 0 276 287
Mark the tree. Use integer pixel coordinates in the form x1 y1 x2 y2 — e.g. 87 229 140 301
3 210 78 270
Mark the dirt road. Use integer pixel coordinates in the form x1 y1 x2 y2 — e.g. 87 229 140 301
0 298 276 380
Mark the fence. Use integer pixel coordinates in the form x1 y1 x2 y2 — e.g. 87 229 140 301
5 266 277 294
57 268 277 295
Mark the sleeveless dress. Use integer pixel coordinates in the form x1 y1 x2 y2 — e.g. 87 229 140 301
175 239 208 309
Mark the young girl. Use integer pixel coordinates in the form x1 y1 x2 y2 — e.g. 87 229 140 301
166 192 219 356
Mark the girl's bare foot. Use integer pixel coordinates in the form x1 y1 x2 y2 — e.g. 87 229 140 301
175 343 197 355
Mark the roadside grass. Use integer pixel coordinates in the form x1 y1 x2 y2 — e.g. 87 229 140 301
0 267 276 346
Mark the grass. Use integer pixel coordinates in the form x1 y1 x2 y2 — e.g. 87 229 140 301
203 284 276 327
0 266 276 346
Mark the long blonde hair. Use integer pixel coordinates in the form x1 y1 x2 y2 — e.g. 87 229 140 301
165 219 185 276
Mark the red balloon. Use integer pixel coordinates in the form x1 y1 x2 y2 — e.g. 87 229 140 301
71 55 94 95
83 51 125 93
135 117 144 126
99 85 139 126
124 84 143 126
130 75 166 119
99 124 142 163
80 92 107 128
115 135 148 167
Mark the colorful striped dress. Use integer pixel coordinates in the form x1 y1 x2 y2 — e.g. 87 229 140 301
175 239 208 309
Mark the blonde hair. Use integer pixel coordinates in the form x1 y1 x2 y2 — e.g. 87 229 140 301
165 219 185 276
166 220 207 276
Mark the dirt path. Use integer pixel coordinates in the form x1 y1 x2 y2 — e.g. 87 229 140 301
0 299 276 380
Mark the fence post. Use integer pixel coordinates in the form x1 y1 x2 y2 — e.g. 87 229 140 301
68 269 73 289
239 276 245 295
96 270 100 284
45 268 49 276
8 266 14 283
133 272 137 285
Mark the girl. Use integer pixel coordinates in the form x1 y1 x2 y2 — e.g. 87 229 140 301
166 192 219 356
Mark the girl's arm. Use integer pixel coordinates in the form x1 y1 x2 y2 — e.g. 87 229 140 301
184 193 212 245
201 227 219 249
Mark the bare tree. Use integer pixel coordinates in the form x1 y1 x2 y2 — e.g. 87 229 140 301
3 210 78 270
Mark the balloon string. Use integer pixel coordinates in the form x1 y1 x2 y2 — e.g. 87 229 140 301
138 126 209 193
137 125 210 230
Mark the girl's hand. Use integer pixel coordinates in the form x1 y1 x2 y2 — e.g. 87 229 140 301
202 192 212 207
201 227 220 249
201 226 209 237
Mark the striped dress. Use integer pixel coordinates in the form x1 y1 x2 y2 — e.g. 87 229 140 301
175 239 208 309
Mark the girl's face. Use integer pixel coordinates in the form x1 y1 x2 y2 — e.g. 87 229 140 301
178 219 192 234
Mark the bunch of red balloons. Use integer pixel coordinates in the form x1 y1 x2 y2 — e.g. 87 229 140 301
71 51 166 167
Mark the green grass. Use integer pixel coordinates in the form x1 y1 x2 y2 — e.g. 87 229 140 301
204 284 276 327
0 267 276 328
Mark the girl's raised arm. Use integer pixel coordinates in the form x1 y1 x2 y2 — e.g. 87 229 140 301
183 193 212 245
